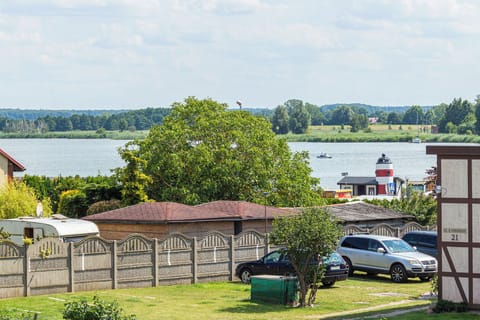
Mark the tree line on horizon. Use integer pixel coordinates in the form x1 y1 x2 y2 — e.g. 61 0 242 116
0 96 479 135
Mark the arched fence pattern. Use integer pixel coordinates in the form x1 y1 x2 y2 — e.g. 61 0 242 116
0 222 435 298
343 221 436 238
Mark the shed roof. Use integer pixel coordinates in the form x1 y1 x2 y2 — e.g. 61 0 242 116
0 148 26 171
324 201 413 223
84 200 297 224
84 200 410 225
195 200 297 219
84 202 240 223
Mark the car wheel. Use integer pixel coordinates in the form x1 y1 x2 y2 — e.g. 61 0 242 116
321 280 335 287
390 264 408 283
344 257 354 276
240 268 253 284
419 276 431 282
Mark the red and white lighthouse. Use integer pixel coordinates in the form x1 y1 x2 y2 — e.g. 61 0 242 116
375 154 394 195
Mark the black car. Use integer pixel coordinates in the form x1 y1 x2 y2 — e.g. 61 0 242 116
402 231 437 258
235 250 349 286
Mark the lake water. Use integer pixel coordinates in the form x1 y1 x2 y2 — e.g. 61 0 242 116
1 139 443 190
1 139 129 177
289 142 437 189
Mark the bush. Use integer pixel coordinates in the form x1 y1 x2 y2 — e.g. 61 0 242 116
57 190 88 218
0 309 35 320
63 295 136 320
87 199 123 215
433 299 468 313
431 274 438 295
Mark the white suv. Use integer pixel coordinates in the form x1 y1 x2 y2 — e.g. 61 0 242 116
337 234 437 283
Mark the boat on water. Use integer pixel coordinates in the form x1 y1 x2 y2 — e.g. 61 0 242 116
317 152 332 159
412 136 421 143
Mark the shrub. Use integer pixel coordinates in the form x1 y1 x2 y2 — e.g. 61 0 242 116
63 295 136 320
57 190 88 218
433 299 468 313
87 199 123 215
0 227 11 240
431 274 438 295
0 309 35 320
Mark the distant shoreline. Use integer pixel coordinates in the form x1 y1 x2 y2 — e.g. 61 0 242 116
0 130 148 140
1 126 479 143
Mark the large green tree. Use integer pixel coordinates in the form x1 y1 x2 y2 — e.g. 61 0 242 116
329 106 353 125
402 106 424 125
438 98 474 133
271 105 289 134
285 99 311 134
115 145 151 206
474 95 480 134
118 97 322 206
270 208 343 307
304 102 325 126
387 112 402 125
350 114 369 132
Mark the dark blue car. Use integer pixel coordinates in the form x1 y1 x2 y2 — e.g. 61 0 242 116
235 250 349 287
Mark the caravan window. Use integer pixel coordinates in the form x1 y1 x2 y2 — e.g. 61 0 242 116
24 227 34 239
24 227 45 242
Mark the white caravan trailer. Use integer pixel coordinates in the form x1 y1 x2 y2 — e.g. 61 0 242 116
0 214 99 245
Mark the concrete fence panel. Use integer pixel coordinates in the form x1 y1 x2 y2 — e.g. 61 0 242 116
26 238 69 296
369 223 396 237
197 232 230 283
400 222 425 236
343 224 368 236
0 241 24 298
73 236 113 292
157 233 193 285
117 234 154 289
234 230 266 264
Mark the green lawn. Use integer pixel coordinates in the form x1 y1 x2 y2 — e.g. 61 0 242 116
2 273 471 320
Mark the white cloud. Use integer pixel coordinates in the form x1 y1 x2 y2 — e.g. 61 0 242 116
0 0 479 108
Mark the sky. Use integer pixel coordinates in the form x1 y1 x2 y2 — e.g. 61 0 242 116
0 0 479 110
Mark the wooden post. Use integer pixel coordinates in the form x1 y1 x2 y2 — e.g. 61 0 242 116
192 237 198 284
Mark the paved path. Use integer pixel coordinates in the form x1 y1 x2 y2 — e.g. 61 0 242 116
306 299 429 319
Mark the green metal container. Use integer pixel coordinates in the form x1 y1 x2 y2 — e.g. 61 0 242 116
250 275 298 305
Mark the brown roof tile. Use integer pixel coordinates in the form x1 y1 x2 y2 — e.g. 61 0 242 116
194 200 297 219
84 200 298 223
84 201 241 223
